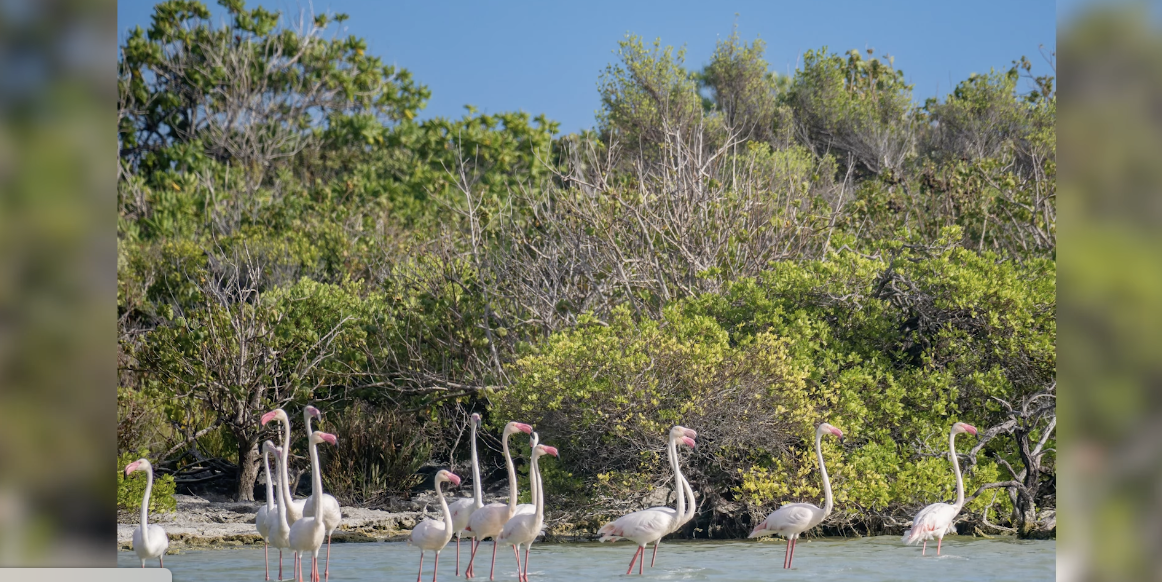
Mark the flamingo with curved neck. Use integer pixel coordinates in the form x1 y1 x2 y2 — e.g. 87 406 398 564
256 441 277 579
749 422 844 569
410 469 463 582
464 420 532 580
125 458 169 568
902 421 979 555
301 405 342 578
448 413 484 575
267 442 293 580
262 409 305 526
289 430 337 582
497 432 559 582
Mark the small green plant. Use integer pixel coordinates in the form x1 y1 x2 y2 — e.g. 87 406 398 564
118 450 177 514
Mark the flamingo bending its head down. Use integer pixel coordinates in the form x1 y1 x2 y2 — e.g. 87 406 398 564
902 421 978 556
597 425 697 575
125 458 170 568
748 422 844 569
410 469 463 582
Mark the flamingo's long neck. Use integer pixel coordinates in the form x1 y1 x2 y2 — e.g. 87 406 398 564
532 449 544 531
280 417 295 504
669 435 686 523
308 437 324 522
436 476 453 542
470 421 483 509
950 429 965 509
503 430 519 515
815 430 833 519
273 451 290 529
262 449 275 511
675 443 695 526
139 465 153 544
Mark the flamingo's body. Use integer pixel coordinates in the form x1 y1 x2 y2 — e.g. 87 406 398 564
749 423 844 569
288 430 337 582
902 422 979 556
256 441 277 580
302 406 342 578
464 421 533 580
125 458 169 568
447 413 484 576
498 434 559 582
598 426 697 575
410 469 463 582
268 443 293 580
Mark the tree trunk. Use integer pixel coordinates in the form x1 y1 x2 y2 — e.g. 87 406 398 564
236 434 261 502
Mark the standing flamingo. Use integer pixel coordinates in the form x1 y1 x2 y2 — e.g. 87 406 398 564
289 431 338 582
748 422 844 569
302 406 342 578
497 433 559 582
256 440 277 580
597 426 697 575
463 420 533 580
124 458 170 568
902 421 979 556
268 443 294 580
410 469 463 582
448 413 484 576
262 409 306 526
651 427 697 568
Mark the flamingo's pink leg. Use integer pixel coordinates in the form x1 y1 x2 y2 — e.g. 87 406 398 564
416 550 425 582
922 540 927 556
456 534 461 576
937 537 942 556
265 543 270 580
513 544 520 570
325 533 332 579
433 551 440 582
783 539 790 569
651 541 659 567
523 546 530 582
160 556 164 568
787 537 797 569
489 540 498 581
279 550 284 580
466 538 481 578
626 546 642 576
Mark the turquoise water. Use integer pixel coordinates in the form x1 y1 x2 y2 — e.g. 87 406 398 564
118 536 1054 581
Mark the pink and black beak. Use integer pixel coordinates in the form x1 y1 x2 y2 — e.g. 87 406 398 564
831 427 844 442
514 422 533 435
681 436 696 449
541 446 560 458
318 432 338 446
447 473 462 487
684 428 697 440
260 410 281 426
124 461 140 476
963 424 979 436
305 405 322 420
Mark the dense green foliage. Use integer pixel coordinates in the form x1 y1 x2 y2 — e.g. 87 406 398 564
118 451 177 514
119 1 1054 536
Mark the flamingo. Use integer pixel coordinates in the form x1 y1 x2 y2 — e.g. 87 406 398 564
268 443 294 580
301 406 342 578
497 433 559 582
748 422 844 569
262 409 306 526
597 426 697 575
289 430 337 582
447 413 484 576
902 421 979 556
410 469 463 582
125 458 170 568
651 427 698 568
257 440 278 580
463 420 533 580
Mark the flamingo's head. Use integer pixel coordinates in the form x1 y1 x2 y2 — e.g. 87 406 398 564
535 444 559 458
261 409 287 426
304 405 322 421
505 421 533 437
748 522 769 539
123 458 149 476
310 431 338 446
818 423 844 441
436 470 462 487
471 412 482 425
261 439 278 455
953 422 978 436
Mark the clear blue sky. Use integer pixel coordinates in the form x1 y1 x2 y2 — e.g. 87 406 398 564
118 0 1057 135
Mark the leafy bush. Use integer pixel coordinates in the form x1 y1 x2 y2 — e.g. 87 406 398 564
118 451 176 514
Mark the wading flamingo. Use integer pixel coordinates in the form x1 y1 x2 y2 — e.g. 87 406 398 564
448 413 484 575
410 469 463 582
902 421 979 556
125 458 169 568
598 426 697 575
289 431 337 582
302 406 342 578
652 427 698 568
749 422 844 569
262 409 306 526
257 440 277 579
497 433 559 582
268 443 294 580
463 420 533 579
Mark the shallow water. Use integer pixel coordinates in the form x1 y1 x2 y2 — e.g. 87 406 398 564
118 536 1054 582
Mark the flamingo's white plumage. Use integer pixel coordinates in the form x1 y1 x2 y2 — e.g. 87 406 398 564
256 440 277 580
463 420 533 580
267 443 293 580
447 413 484 576
262 408 306 527
902 421 979 556
288 430 337 582
410 469 463 582
301 405 342 578
497 433 559 582
125 458 169 568
597 426 697 575
748 422 844 569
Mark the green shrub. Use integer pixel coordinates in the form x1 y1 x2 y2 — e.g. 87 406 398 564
118 450 176 514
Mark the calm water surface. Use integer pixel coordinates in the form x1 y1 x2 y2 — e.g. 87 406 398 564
118 536 1054 582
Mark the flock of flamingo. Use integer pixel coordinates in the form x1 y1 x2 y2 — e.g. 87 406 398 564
123 407 978 580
